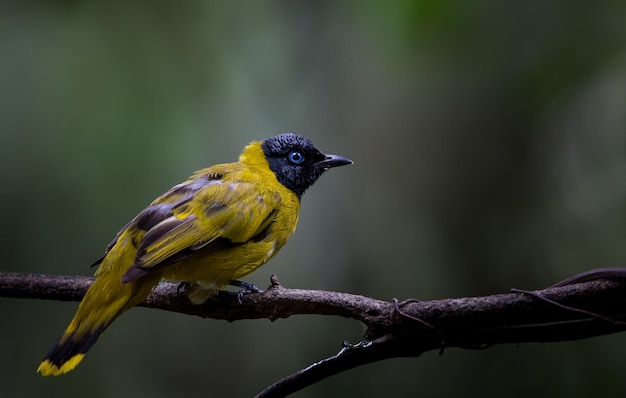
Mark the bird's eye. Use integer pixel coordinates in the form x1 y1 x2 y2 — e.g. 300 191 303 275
288 151 305 164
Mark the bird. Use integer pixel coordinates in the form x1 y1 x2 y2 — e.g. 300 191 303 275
37 132 352 376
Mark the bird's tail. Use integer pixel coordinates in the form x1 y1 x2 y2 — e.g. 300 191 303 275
37 273 158 376
37 322 107 376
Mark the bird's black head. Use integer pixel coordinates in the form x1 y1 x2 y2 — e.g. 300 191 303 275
261 133 352 198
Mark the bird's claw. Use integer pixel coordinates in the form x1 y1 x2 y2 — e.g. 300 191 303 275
229 280 264 304
177 282 194 295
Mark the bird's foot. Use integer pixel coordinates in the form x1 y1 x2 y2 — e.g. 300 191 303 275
176 281 195 295
229 280 264 304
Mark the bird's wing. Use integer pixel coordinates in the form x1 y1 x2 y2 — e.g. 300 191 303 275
90 175 215 269
122 175 280 281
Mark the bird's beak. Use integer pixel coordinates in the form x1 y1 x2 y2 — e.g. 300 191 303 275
314 154 353 171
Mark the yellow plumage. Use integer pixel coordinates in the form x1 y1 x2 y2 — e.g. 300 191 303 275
38 133 351 376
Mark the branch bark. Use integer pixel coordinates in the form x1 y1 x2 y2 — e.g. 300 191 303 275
2 270 626 397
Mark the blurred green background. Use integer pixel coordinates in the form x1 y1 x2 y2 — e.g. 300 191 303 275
1 1 624 397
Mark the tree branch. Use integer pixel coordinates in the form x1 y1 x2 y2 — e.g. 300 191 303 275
2 269 626 397
0 272 392 335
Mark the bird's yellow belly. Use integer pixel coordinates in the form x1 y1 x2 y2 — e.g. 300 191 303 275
159 239 278 288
